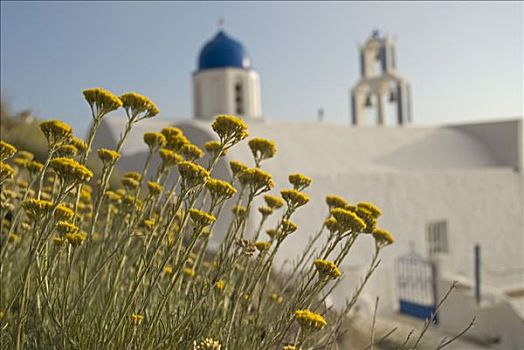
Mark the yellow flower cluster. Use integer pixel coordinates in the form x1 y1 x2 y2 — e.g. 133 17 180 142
181 143 204 161
248 137 277 165
314 259 342 279
56 221 79 235
97 148 121 165
161 127 189 151
49 157 93 184
373 228 395 246
26 160 44 175
123 172 142 182
266 228 278 239
130 313 144 326
183 267 196 278
55 144 79 158
64 232 87 247
0 140 16 161
283 346 301 350
54 204 75 221
0 161 15 184
71 137 87 153
147 181 163 195
294 309 327 331
330 207 366 233
23 199 53 218
121 176 139 190
120 92 159 118
215 279 226 291
189 208 216 228
357 202 382 219
255 241 272 252
205 178 237 204
355 206 376 233
264 194 284 209
83 88 122 117
159 148 183 169
258 206 273 217
204 140 224 158
193 337 222 350
39 120 73 148
239 168 274 195
232 205 247 218
288 173 312 191
143 131 166 150
281 219 298 235
178 161 210 188
280 189 309 209
270 293 284 304
211 114 248 146
229 160 248 178
326 195 348 209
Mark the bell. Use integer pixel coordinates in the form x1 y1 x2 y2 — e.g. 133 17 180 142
389 90 397 102
365 95 373 107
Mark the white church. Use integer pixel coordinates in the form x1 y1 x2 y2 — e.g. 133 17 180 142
92 29 524 348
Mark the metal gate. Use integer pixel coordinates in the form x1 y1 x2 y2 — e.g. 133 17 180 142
395 251 437 322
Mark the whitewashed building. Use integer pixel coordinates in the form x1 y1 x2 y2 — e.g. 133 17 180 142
92 29 524 348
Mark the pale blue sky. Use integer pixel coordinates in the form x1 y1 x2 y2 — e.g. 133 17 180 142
1 1 523 136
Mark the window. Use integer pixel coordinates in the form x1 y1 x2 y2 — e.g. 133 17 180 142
426 220 448 258
234 82 244 115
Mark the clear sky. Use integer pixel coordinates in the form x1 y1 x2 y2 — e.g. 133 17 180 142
1 1 523 136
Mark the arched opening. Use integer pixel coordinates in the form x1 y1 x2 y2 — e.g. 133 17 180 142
234 82 244 115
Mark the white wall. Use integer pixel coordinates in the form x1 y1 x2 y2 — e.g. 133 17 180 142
192 68 262 120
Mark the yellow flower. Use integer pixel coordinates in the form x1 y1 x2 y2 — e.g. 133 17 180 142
56 221 79 235
324 217 340 234
162 127 189 151
326 195 348 210
215 279 226 291
232 205 247 218
248 137 276 166
0 140 17 161
314 259 342 279
8 233 21 244
49 157 93 184
147 181 163 195
54 204 75 221
258 206 273 217
331 208 366 233
39 120 73 148
130 313 144 326
255 241 272 252
55 144 78 157
189 208 216 228
97 148 121 165
373 228 395 246
204 140 225 157
183 267 196 278
120 92 159 118
140 219 155 231
355 206 376 233
71 137 88 153
357 202 382 219
228 162 247 182
178 161 210 189
288 173 312 191
270 293 284 304
26 160 44 175
0 161 15 183
64 232 87 247
282 345 301 350
264 194 284 209
294 309 327 331
143 131 166 150
239 168 274 195
281 189 309 209
181 143 204 161
281 219 297 236
23 199 53 218
164 265 174 275
15 150 34 162
83 87 122 117
123 171 142 182
211 114 248 147
193 337 222 350
266 228 278 239
159 147 183 168
121 176 140 190
52 235 65 246
205 178 237 205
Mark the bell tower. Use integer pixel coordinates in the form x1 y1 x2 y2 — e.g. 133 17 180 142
351 30 412 126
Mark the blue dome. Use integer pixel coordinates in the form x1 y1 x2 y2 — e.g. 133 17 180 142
198 31 251 70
